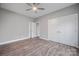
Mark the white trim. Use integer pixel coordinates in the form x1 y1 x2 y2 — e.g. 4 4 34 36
0 37 30 45
40 37 79 48
39 37 48 40
0 36 79 48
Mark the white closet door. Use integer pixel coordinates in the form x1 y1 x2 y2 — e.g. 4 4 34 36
48 14 78 47
32 22 36 37
36 23 40 37
29 22 36 38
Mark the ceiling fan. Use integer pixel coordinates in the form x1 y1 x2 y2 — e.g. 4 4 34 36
26 3 45 13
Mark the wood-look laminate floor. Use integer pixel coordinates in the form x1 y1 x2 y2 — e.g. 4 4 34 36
0 37 79 56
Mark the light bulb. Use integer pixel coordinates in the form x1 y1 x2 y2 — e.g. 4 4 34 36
33 6 37 11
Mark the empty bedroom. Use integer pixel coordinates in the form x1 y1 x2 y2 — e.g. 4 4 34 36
0 3 79 56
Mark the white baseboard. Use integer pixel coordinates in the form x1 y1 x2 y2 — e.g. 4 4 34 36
0 37 30 45
0 36 79 48
39 37 79 48
39 37 48 40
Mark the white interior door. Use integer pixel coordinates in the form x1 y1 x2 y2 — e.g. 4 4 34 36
32 22 36 37
29 22 36 38
48 14 78 47
36 23 40 37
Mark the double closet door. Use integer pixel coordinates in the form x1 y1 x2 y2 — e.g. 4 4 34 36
48 14 78 47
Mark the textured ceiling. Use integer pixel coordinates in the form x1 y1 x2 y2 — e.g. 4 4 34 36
0 3 75 19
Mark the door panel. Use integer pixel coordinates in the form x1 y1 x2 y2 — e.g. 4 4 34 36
29 22 36 38
48 14 78 47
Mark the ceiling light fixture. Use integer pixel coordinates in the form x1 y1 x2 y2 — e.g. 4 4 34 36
26 3 45 13
32 6 37 11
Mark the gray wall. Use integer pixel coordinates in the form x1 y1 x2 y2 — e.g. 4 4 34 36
36 18 48 39
36 4 78 47
0 8 32 43
77 4 79 47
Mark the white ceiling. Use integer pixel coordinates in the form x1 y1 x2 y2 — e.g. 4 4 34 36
0 3 75 19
